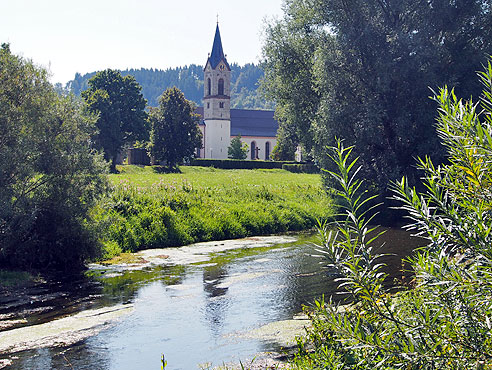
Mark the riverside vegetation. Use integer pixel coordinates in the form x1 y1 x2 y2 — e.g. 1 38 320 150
94 166 331 259
285 60 492 369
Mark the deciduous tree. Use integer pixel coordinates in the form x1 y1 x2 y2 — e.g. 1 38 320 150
291 58 492 370
82 69 148 172
149 87 202 169
227 134 248 159
262 0 492 192
0 44 107 271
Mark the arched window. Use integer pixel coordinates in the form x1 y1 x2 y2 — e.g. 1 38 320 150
207 78 211 96
265 142 270 160
218 78 224 95
251 141 256 160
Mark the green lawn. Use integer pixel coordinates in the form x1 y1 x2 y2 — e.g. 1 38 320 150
97 165 331 258
110 165 323 188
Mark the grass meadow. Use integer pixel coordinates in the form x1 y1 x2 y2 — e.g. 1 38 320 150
95 165 332 259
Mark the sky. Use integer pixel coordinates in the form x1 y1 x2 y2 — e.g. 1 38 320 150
1 0 284 85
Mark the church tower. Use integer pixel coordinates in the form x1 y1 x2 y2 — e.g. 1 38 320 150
203 23 231 159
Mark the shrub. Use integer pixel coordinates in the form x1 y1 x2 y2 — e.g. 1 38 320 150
227 135 249 159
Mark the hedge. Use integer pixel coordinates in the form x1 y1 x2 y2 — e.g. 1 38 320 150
282 163 319 174
189 158 298 170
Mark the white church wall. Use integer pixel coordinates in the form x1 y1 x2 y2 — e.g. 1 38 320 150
204 120 231 159
238 136 277 161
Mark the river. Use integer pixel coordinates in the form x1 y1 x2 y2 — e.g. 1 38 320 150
0 229 422 369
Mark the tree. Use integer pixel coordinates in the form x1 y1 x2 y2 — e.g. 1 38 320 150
227 134 248 159
262 0 492 192
262 7 323 156
82 69 148 172
270 125 297 161
0 44 107 271
149 87 202 169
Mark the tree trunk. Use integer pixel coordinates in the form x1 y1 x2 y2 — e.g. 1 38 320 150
110 156 118 173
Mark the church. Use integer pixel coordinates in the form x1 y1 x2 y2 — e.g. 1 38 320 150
195 24 278 160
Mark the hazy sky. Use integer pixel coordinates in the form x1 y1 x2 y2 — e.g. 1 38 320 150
1 0 284 84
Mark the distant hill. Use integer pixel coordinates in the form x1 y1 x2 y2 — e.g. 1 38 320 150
67 63 274 110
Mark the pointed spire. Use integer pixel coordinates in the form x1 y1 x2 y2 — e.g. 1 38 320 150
208 24 230 70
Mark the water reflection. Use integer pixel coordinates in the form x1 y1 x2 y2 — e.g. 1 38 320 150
203 263 229 298
202 263 230 338
82 264 188 310
0 275 103 330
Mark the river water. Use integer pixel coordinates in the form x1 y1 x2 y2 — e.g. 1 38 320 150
0 229 422 369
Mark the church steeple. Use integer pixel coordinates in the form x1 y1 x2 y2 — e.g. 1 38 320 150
207 24 231 71
202 23 231 160
203 23 231 121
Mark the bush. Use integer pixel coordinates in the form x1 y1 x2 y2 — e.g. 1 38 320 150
228 135 249 159
291 60 492 369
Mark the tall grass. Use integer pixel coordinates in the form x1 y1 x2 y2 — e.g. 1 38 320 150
94 166 331 258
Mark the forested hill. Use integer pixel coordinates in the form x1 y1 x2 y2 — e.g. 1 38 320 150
67 63 274 110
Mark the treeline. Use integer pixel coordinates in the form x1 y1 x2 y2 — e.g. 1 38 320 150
67 63 274 109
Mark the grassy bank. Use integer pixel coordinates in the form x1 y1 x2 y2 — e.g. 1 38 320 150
95 165 332 258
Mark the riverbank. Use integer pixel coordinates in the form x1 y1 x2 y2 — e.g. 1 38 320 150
95 165 332 259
